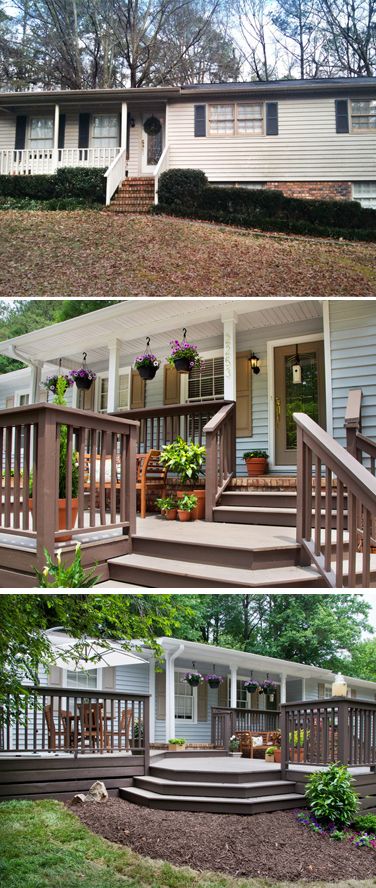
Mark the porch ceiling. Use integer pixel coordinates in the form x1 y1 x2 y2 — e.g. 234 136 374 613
0 299 323 369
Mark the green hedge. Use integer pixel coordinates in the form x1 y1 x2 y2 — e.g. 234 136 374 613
156 169 376 241
0 167 106 204
0 196 102 211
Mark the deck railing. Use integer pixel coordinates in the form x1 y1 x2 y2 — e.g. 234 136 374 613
105 146 128 204
0 147 119 176
204 402 236 521
280 697 376 774
211 706 280 749
294 411 376 587
118 400 232 452
0 686 150 767
154 144 170 203
0 402 138 574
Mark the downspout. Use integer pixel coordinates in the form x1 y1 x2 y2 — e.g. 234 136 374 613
8 345 43 403
165 643 184 743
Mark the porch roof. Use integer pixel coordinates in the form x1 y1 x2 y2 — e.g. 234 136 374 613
155 636 376 691
0 299 323 371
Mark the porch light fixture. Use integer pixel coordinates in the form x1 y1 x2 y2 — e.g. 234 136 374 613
331 673 348 697
249 352 260 375
292 346 302 384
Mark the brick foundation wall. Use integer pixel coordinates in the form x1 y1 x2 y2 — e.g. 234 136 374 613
265 181 352 201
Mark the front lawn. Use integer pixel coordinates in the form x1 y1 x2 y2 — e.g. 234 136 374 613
0 211 375 296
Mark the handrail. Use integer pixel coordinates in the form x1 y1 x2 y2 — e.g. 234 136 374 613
204 401 236 521
118 400 231 421
294 411 376 587
105 146 127 205
117 400 231 452
154 144 170 204
211 706 280 749
345 388 376 473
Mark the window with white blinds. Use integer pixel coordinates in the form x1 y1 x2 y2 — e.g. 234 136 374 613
188 356 224 402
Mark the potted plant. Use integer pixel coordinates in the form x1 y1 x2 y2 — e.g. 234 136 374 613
184 671 203 687
205 673 223 689
155 495 177 520
42 373 73 400
168 737 186 752
265 746 277 762
159 437 206 519
134 339 161 381
260 679 277 702
243 450 269 477
69 353 96 391
270 730 281 763
243 678 260 694
177 493 197 522
229 735 241 757
167 334 204 374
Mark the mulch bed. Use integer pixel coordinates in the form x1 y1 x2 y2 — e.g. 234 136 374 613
67 798 376 881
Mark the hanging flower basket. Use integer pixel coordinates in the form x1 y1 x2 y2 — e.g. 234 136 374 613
260 679 277 695
184 671 203 687
69 355 96 391
243 679 260 694
143 115 162 136
42 374 73 396
134 351 160 381
205 674 224 689
167 338 204 374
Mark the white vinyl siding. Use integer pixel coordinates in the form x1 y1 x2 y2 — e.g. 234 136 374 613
329 301 376 453
353 181 376 208
168 96 376 181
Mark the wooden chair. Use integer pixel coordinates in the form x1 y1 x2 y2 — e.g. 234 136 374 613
235 730 276 759
104 708 134 752
44 703 75 751
136 450 167 519
84 454 121 490
79 702 104 751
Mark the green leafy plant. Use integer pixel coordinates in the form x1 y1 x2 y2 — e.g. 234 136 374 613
352 814 376 834
35 544 98 588
177 494 197 512
54 376 79 499
243 450 269 459
155 496 177 512
168 737 186 745
305 763 360 826
289 729 310 747
0 167 106 205
159 437 205 485
266 746 277 754
229 735 240 752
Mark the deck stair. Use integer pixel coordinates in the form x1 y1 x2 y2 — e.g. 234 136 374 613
107 177 154 213
214 488 347 528
120 762 307 814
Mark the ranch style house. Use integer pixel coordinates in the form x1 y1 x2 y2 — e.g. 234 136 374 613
0 298 375 588
0 76 375 210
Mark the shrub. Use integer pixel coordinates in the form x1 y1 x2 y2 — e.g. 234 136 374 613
35 543 98 588
55 167 106 203
159 436 206 485
305 763 360 826
0 167 106 205
0 174 56 199
0 196 101 211
352 814 376 834
158 168 208 212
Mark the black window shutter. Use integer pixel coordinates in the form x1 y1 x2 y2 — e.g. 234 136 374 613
58 113 66 150
266 102 278 135
194 105 206 137
15 115 27 150
78 113 90 149
335 99 349 134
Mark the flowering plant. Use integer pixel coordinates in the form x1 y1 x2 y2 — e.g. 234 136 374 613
243 679 260 693
69 367 96 382
167 339 204 370
260 679 277 694
35 543 98 588
205 673 224 684
42 374 73 394
184 671 203 686
134 352 161 369
229 734 240 752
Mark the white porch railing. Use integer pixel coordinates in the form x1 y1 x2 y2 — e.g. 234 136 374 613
0 147 120 176
154 144 170 204
104 146 128 205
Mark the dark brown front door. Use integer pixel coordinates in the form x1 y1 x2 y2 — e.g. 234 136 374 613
274 340 326 465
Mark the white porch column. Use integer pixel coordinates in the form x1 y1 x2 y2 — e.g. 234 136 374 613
165 653 176 742
53 104 60 169
230 664 237 708
280 673 287 705
29 362 42 404
222 312 238 401
301 677 306 700
121 102 128 151
107 339 120 413
149 656 155 743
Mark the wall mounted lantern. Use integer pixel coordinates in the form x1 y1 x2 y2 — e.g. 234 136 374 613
249 352 260 374
292 346 302 384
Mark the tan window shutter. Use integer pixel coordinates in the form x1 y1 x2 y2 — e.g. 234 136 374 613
164 365 180 405
131 370 145 409
318 682 325 698
48 666 63 686
5 396 14 409
250 689 259 709
197 679 208 721
102 666 115 690
236 351 252 436
218 678 228 706
155 670 166 720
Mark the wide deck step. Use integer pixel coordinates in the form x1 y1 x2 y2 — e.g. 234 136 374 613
108 552 323 587
132 533 302 570
120 785 306 814
149 764 282 783
134 775 294 798
214 505 347 528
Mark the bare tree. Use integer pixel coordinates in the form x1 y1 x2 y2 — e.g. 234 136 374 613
319 0 376 75
233 0 278 80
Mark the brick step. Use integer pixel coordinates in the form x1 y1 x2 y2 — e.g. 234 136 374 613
109 176 155 214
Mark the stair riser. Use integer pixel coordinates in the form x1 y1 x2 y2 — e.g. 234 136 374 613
149 766 281 784
120 788 307 815
222 494 345 509
134 778 296 798
108 562 323 588
214 509 348 530
132 537 301 570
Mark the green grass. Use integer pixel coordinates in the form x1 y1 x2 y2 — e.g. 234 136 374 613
0 800 375 888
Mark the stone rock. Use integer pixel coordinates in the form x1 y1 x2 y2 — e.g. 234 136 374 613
71 781 108 805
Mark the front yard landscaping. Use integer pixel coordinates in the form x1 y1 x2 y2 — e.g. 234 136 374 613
1 798 376 888
0 211 375 296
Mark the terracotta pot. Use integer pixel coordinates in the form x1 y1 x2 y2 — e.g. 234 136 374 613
293 748 305 762
164 508 177 520
168 743 186 752
273 748 281 763
245 457 268 477
192 488 205 520
28 497 79 541
177 510 191 522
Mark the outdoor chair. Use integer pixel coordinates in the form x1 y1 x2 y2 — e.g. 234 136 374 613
136 450 168 519
79 702 104 751
235 730 276 759
104 707 134 752
44 703 76 752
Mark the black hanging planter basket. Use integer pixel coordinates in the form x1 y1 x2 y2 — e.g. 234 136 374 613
185 675 202 687
174 357 191 373
208 679 221 689
138 364 157 381
75 376 93 391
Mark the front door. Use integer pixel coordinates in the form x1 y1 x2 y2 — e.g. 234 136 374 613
274 340 326 466
141 113 164 175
